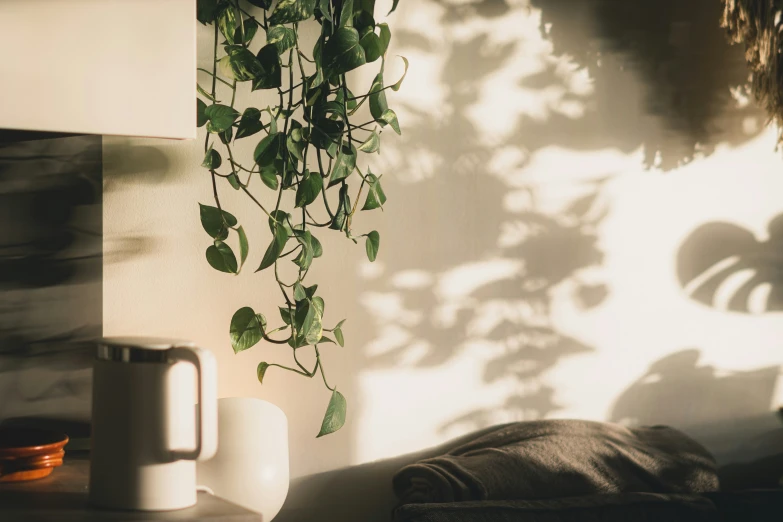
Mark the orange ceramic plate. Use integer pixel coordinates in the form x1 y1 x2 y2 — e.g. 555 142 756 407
0 428 68 482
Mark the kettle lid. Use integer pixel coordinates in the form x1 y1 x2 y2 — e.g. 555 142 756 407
100 337 195 351
97 337 196 363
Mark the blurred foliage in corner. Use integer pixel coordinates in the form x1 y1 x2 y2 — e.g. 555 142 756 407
529 0 762 169
722 0 783 145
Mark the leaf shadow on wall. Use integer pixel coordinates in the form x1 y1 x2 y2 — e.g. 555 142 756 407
609 349 782 487
277 0 763 520
528 0 762 170
671 218 783 482
678 216 783 313
357 0 761 435
102 141 172 189
101 140 172 264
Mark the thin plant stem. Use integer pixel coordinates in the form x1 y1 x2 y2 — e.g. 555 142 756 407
268 363 310 377
315 346 335 391
198 68 235 89
209 22 222 212
239 184 273 219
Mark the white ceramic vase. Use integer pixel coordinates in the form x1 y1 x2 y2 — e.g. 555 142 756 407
197 398 289 520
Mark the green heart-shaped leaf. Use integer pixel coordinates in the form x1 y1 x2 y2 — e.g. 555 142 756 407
391 56 409 91
268 25 296 54
230 307 263 353
257 361 270 383
339 0 354 27
268 210 294 236
279 306 294 325
205 104 240 133
237 225 249 267
257 221 289 271
389 0 400 15
353 0 376 32
254 132 282 167
358 130 380 153
233 18 258 45
317 0 332 21
379 108 401 135
197 0 219 24
328 144 357 186
294 281 307 302
260 166 279 190
197 99 208 127
323 27 367 77
287 121 306 162
206 240 238 273
218 5 239 45
365 230 380 262
296 170 323 208
293 282 318 302
311 234 323 257
227 172 241 190
219 126 233 144
359 30 383 62
225 45 266 82
268 0 317 26
334 327 344 347
291 299 321 346
252 45 282 90
236 107 265 139
378 23 391 54
317 389 347 437
293 230 315 270
362 172 387 211
329 185 351 231
199 203 237 240
201 144 222 169
368 74 388 120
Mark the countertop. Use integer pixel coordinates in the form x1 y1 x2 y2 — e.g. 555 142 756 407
0 453 262 521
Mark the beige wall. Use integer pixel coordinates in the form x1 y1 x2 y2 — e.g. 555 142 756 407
105 0 783 498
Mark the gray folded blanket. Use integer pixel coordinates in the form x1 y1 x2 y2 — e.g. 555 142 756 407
393 420 719 504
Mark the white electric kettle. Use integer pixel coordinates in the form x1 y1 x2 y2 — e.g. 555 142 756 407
89 337 218 511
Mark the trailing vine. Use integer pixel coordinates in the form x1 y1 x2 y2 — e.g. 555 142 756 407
195 0 406 436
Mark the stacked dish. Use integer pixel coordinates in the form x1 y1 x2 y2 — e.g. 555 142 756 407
0 428 68 482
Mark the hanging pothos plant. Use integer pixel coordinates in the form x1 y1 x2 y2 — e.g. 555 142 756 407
195 0 406 437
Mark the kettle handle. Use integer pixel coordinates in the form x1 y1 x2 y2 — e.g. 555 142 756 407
168 346 218 461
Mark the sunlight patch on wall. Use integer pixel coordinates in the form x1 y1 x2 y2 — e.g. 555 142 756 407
546 130 783 430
